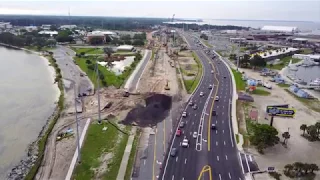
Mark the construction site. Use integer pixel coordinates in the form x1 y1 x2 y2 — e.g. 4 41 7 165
27 24 193 180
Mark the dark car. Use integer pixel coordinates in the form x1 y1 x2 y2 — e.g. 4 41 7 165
211 124 216 130
179 122 185 128
170 148 178 157
212 110 217 116
224 76 227 78
193 104 198 110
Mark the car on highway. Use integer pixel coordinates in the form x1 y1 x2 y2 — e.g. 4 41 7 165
211 124 216 130
200 92 204 97
192 104 198 110
212 110 217 116
179 122 185 128
211 70 214 74
215 96 219 101
209 85 212 89
224 76 227 78
170 148 178 157
193 132 197 138
182 139 189 148
189 101 194 106
176 129 182 136
182 111 187 117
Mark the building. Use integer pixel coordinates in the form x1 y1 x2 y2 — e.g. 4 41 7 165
230 38 246 43
0 22 12 29
261 26 299 33
86 32 106 44
293 54 320 61
38 31 58 36
252 47 299 61
292 38 308 44
117 45 134 51
25 26 38 32
41 24 51 30
60 25 77 30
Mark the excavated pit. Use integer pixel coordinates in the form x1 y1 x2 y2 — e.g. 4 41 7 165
122 93 172 127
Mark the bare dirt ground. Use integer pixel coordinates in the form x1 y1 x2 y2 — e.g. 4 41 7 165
239 68 320 175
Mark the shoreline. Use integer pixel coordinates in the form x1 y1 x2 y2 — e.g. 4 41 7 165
0 43 62 179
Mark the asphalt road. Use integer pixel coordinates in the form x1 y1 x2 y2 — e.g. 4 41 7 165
159 32 244 180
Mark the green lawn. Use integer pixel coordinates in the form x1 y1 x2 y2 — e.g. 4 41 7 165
301 48 313 54
277 83 290 88
235 134 239 143
113 52 136 56
267 56 301 70
73 47 104 54
240 47 246 52
124 129 140 180
252 88 271 96
72 122 130 180
25 46 55 51
231 69 246 91
182 52 203 93
75 54 141 88
285 89 320 112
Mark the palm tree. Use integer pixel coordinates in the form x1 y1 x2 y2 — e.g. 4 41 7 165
302 163 310 174
300 124 307 135
309 163 319 173
315 122 320 134
282 132 290 145
293 162 304 173
284 164 294 174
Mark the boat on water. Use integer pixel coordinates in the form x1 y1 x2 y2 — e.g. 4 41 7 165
288 59 298 71
309 78 320 86
294 79 307 85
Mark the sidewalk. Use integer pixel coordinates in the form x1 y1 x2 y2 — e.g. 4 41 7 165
116 127 137 180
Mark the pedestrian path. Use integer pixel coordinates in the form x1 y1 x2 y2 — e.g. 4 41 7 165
116 127 137 180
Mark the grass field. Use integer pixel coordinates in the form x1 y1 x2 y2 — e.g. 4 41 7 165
252 88 271 96
73 47 104 54
231 69 246 91
124 129 140 180
72 122 130 180
182 52 203 93
267 56 301 70
277 83 291 88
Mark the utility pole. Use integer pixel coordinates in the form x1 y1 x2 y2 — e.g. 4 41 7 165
73 83 81 163
96 62 102 124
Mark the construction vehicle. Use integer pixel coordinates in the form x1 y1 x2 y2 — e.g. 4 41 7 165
164 80 170 90
123 90 130 97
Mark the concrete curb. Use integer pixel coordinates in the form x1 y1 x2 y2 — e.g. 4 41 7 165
65 118 91 180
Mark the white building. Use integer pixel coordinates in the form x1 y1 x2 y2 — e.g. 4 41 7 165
0 22 12 29
60 25 77 30
41 24 51 30
117 45 134 51
293 54 320 61
261 26 299 33
38 30 58 36
25 26 38 32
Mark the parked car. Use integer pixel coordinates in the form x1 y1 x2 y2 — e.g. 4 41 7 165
193 132 197 138
182 111 187 117
211 124 216 130
215 96 219 101
182 139 189 147
176 129 182 136
212 110 217 116
179 122 185 128
200 92 204 96
189 101 194 106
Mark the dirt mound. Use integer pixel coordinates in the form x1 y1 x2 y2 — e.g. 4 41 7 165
122 93 172 127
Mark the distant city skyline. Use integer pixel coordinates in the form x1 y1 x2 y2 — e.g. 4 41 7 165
0 1 319 22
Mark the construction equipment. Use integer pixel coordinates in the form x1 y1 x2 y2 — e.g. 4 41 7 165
164 80 170 90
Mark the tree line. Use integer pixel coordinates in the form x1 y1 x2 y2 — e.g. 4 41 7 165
168 23 248 31
284 162 319 178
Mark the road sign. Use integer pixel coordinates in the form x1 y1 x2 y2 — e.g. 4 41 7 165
266 104 289 112
267 107 296 117
268 167 275 172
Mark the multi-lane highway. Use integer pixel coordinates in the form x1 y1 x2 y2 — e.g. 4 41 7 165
159 32 244 180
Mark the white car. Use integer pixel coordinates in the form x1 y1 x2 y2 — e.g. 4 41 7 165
182 111 187 117
215 96 219 101
193 132 197 139
182 139 189 147
211 70 214 74
200 92 204 97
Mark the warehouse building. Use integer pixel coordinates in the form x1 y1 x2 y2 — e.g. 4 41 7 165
261 25 299 33
117 45 134 51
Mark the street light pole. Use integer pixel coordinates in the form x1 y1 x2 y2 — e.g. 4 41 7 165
96 62 102 124
73 83 81 163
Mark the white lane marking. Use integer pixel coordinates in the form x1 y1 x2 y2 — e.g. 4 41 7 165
249 155 253 162
182 178 184 180
224 141 226 145
222 112 224 115
180 142 182 146
195 114 197 117
144 160 146 165
245 153 250 172
217 106 219 108
216 120 218 124
185 158 187 164
192 122 194 125
228 100 235 147
239 152 245 174
225 155 228 160
217 156 219 161
176 157 178 162
222 106 224 109
239 178 242 180
228 172 232 179
219 174 222 180
172 175 174 180
183 130 185 134
222 120 224 124
216 141 218 146
216 130 218 134
222 130 224 133
190 132 192 135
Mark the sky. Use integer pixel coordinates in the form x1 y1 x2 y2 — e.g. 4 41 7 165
0 0 319 22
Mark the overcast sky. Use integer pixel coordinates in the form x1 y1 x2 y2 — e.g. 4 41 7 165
0 0 319 22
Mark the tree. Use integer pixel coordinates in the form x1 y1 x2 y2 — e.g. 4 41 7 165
250 54 266 68
284 164 294 174
120 34 131 41
300 124 307 135
46 39 57 47
89 37 104 45
249 124 280 153
56 30 73 42
282 131 290 145
315 122 320 134
85 59 91 64
307 125 318 140
229 54 237 60
103 47 114 58
309 164 319 173
240 54 250 68
133 32 146 40
132 39 144 46
124 40 132 45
